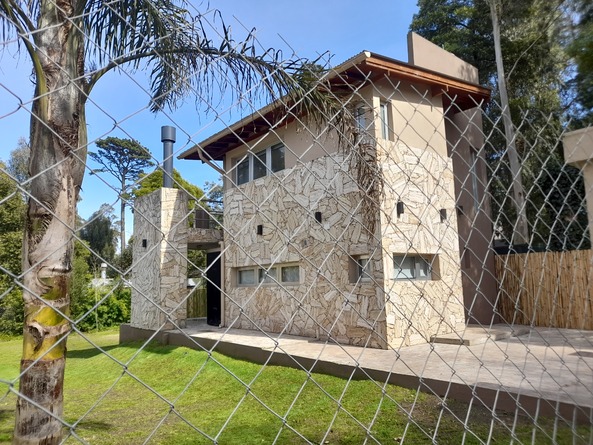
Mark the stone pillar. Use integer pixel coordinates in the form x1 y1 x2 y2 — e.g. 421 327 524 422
130 188 188 330
563 127 593 241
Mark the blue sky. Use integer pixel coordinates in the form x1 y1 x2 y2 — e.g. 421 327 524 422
0 0 419 239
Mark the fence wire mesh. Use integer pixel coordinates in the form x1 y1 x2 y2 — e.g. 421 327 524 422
1 2 593 444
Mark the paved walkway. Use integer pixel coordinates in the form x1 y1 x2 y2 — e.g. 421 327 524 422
120 323 593 423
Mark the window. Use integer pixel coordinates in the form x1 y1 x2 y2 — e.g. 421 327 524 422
354 106 366 132
258 267 277 284
393 255 433 280
238 269 256 285
237 263 300 286
379 102 391 140
357 257 371 281
235 143 286 185
270 143 285 172
281 265 300 283
253 149 267 180
236 158 250 185
348 255 372 283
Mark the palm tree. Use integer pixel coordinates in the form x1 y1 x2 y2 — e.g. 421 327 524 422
0 1 348 442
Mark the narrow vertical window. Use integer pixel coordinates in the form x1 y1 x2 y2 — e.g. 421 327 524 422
380 102 390 140
253 149 267 180
357 257 371 281
236 158 249 185
270 143 285 173
355 106 366 132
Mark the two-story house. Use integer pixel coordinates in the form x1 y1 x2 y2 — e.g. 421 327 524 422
175 33 495 348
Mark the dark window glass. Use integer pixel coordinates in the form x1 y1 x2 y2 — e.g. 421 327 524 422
271 144 285 173
237 158 249 185
253 150 267 180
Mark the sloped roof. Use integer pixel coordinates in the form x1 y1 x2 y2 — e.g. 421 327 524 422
179 50 490 162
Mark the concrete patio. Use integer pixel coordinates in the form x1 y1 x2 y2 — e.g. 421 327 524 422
120 322 593 424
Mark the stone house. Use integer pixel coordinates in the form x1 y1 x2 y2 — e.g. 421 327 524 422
130 33 497 349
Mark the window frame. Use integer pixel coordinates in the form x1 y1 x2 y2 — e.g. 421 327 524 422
235 143 286 185
236 263 300 287
392 254 433 281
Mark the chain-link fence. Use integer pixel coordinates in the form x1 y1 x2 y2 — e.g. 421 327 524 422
1 2 592 444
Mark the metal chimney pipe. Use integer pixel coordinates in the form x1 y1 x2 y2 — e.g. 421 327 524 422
161 126 176 188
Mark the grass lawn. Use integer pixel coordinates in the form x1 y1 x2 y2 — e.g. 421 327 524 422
0 329 589 444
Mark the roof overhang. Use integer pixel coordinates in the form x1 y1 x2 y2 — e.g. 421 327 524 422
179 51 490 162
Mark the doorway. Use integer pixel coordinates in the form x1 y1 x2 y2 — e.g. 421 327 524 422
206 251 221 326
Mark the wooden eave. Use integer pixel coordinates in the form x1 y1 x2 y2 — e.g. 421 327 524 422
179 51 490 162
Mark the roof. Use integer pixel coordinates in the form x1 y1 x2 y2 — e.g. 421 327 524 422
179 51 490 162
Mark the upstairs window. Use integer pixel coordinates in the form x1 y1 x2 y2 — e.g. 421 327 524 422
354 106 367 132
379 101 392 140
235 143 285 185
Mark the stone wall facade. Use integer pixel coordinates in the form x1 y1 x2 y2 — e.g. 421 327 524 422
224 153 387 348
131 188 188 330
379 142 465 346
223 142 465 348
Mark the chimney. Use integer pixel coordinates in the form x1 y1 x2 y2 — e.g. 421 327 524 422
161 126 176 188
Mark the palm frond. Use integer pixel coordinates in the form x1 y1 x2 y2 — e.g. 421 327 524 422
83 0 353 137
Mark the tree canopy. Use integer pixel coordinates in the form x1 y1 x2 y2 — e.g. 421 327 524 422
133 168 205 201
0 161 26 335
79 204 117 270
90 137 153 250
410 0 590 251
7 138 30 187
568 0 593 126
90 137 153 184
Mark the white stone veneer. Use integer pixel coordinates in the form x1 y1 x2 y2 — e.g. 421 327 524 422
223 143 465 348
130 188 188 330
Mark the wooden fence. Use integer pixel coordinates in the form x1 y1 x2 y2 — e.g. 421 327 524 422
495 249 593 329
187 287 207 318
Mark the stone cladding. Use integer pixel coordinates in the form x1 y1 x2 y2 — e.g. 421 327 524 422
130 188 188 330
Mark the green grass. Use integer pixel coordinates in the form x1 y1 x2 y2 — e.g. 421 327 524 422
0 330 590 444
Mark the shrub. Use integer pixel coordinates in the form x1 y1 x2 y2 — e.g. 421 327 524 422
73 285 131 332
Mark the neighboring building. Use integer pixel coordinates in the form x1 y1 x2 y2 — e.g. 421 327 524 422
130 33 496 348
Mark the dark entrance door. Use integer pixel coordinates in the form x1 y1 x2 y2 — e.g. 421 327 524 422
206 252 221 326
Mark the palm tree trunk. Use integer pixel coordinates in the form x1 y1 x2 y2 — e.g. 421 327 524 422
13 0 86 442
